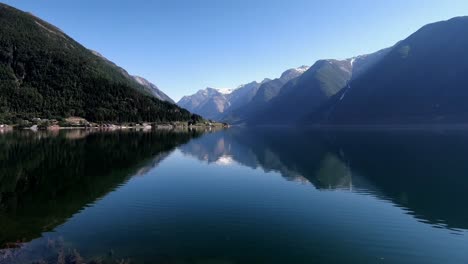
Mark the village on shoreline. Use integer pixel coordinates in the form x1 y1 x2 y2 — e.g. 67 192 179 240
0 117 229 132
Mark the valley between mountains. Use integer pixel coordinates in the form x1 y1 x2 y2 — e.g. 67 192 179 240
1 2 468 127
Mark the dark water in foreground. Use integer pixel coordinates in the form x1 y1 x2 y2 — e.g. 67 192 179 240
1 128 468 263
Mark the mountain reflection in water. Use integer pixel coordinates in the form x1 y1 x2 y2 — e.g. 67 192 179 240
180 128 468 230
1 128 468 264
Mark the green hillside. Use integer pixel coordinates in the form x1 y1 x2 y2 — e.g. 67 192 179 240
0 3 201 124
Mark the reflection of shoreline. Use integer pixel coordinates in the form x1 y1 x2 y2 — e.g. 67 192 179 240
0 127 218 140
0 237 134 264
0 126 13 134
1 120 228 134
0 130 202 248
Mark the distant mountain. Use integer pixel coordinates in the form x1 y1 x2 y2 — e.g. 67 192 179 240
182 18 468 126
234 50 389 125
177 87 233 120
0 3 197 123
242 60 352 125
226 81 266 112
247 66 310 106
313 16 468 125
131 76 174 103
220 66 310 123
178 67 309 122
178 77 278 121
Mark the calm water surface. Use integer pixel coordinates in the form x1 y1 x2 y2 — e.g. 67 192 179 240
1 128 468 263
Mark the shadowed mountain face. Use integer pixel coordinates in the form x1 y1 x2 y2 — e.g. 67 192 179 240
243 60 353 125
241 48 390 125
0 129 201 247
317 16 468 124
180 128 468 230
222 67 309 123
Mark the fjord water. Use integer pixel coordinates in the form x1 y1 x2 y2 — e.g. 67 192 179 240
1 129 468 263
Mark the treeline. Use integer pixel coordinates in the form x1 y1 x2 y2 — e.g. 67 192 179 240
0 3 201 124
0 77 201 123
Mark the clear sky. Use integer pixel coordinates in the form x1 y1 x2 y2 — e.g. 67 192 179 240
2 0 468 101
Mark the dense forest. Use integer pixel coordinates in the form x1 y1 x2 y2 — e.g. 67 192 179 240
0 3 201 124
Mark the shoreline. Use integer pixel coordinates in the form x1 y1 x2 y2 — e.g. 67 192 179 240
0 117 229 132
0 123 229 132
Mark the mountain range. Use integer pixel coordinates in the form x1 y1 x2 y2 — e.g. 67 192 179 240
2 1 468 126
313 16 468 125
178 16 468 126
0 3 196 124
246 48 391 125
177 66 309 121
178 49 391 125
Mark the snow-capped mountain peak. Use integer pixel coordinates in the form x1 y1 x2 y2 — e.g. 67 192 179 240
295 65 310 73
217 88 234 95
280 65 310 82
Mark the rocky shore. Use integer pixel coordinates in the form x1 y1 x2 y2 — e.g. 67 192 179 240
1 117 229 131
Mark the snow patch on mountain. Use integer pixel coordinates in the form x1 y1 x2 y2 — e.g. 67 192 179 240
280 65 310 81
295 65 310 73
217 88 234 95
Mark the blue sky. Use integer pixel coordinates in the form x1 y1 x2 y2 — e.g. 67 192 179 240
3 0 468 101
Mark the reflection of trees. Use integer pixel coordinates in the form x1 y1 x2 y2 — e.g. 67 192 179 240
0 129 201 247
